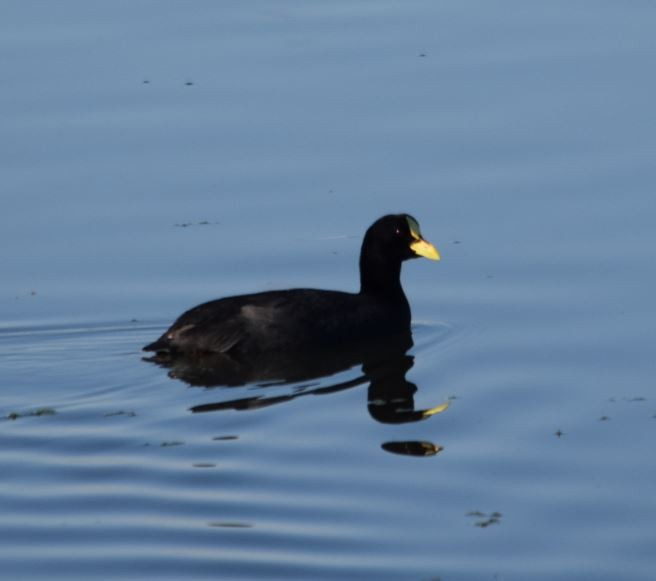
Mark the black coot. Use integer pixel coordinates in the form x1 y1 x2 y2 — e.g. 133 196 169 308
143 214 439 357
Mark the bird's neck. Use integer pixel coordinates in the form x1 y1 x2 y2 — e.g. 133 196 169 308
359 253 406 300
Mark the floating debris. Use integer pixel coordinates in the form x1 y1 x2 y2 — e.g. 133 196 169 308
104 410 137 418
174 220 220 228
467 510 502 528
6 408 56 421
160 441 185 447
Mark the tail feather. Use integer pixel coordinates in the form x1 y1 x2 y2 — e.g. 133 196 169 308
142 337 170 352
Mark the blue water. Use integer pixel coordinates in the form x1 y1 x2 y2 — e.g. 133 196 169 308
2 2 656 579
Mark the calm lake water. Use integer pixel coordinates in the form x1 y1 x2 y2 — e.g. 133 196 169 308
2 2 656 580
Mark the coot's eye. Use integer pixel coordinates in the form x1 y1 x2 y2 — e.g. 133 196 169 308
394 227 402 236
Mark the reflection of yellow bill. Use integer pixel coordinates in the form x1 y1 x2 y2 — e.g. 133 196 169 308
419 442 443 456
421 401 450 418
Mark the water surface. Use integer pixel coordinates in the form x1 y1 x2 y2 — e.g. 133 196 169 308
2 2 656 580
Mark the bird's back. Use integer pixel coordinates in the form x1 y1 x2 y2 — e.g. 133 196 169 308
143 288 409 356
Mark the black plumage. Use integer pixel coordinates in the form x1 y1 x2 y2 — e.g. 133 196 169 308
143 214 439 357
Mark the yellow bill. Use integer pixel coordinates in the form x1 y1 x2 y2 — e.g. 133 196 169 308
406 215 440 260
410 238 440 260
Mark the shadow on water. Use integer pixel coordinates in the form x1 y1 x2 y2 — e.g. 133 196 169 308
144 331 448 457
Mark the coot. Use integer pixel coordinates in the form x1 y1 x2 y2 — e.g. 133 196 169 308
143 214 439 356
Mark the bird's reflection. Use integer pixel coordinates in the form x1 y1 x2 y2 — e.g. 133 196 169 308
144 331 448 455
381 441 443 457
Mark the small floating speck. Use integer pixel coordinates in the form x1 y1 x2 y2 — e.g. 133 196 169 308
192 463 216 468
213 435 238 441
174 220 220 228
160 441 184 447
208 522 253 529
104 410 137 418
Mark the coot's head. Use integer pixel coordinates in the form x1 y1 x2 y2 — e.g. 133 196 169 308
362 214 440 263
359 214 439 296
